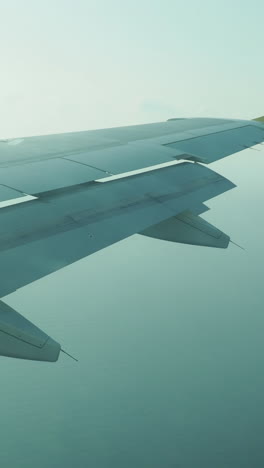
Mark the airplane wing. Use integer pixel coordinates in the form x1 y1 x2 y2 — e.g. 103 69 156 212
0 116 263 362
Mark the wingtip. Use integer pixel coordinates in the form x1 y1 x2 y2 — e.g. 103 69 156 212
253 116 264 123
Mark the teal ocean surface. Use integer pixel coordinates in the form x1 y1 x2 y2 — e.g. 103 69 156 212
1 148 264 467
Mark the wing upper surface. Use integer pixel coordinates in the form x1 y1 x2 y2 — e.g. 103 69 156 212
0 118 263 200
165 124 264 164
0 116 263 296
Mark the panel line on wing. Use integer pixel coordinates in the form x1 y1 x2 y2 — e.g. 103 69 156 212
62 157 113 175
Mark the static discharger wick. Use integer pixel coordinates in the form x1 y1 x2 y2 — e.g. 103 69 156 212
230 240 245 251
61 348 79 362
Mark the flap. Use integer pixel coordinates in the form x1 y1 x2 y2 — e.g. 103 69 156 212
0 300 60 361
140 211 230 248
0 162 234 296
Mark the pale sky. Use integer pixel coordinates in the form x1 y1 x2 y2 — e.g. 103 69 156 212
0 0 263 138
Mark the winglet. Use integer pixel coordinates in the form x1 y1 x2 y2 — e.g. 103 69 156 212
253 116 264 122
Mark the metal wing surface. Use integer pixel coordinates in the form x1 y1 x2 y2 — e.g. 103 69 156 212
0 116 263 362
